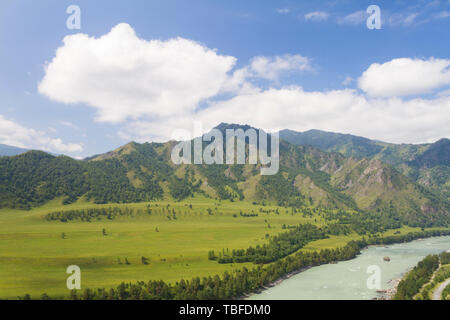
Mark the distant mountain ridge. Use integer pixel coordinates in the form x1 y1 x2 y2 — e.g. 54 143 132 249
0 144 29 157
279 129 450 200
280 129 386 159
0 123 448 228
278 129 437 164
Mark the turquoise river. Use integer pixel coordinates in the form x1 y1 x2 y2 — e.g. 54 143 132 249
249 235 450 300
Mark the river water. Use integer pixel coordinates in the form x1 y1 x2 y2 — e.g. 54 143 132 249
249 236 450 300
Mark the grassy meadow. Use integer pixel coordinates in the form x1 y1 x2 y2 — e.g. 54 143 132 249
0 195 425 299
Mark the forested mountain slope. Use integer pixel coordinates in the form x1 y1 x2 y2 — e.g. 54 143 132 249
279 129 450 200
0 124 448 227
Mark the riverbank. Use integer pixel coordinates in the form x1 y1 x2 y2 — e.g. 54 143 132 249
264 266 312 289
238 266 311 299
248 232 450 300
382 277 401 300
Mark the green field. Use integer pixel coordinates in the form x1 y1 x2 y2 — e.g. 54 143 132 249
0 196 319 299
0 195 433 299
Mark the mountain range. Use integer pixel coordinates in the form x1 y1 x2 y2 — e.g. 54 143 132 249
0 123 448 227
0 144 29 157
279 129 449 200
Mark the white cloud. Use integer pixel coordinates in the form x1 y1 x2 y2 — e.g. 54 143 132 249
342 76 353 86
39 24 315 123
276 8 290 15
194 88 450 144
38 24 449 146
0 115 83 153
195 54 313 95
433 11 450 19
246 54 312 81
220 67 260 95
387 12 419 26
304 11 329 21
403 13 419 25
38 23 237 123
358 58 450 97
59 120 81 130
118 116 197 143
337 11 366 25
121 87 450 144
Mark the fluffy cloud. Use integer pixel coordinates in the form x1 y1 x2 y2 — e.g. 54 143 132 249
39 24 312 123
219 54 312 94
342 76 353 86
0 115 83 153
118 115 199 143
337 11 367 25
246 55 312 81
359 58 450 97
304 11 329 21
121 87 450 145
387 12 419 26
109 55 450 145
194 88 449 144
38 24 449 146
38 23 237 123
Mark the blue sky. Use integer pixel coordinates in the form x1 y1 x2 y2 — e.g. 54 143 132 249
0 0 449 158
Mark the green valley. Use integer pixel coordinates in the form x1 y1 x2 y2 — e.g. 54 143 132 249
0 124 448 300
0 196 359 299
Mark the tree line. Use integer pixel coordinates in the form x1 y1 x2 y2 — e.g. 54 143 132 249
394 254 440 300
44 206 153 222
416 251 450 300
209 223 327 264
